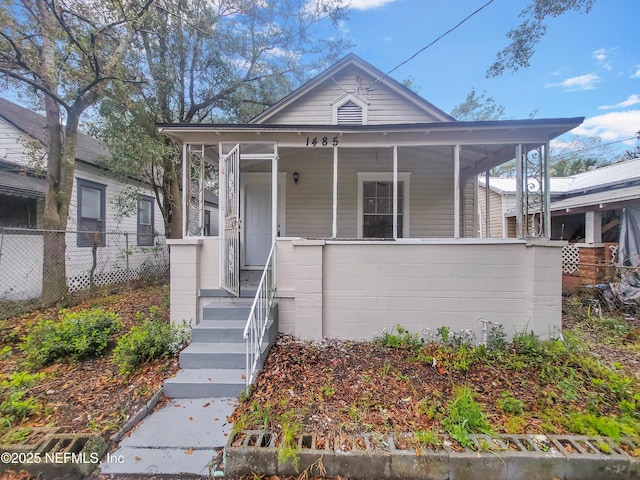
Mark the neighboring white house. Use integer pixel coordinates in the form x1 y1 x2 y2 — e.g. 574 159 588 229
160 54 583 342
479 158 640 243
0 98 175 301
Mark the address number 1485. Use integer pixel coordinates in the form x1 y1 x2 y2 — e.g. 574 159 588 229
306 136 339 147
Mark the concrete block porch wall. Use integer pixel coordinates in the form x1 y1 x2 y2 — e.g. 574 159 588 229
168 237 565 341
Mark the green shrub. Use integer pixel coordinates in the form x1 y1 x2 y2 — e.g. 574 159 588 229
377 324 423 349
20 309 122 368
112 318 189 375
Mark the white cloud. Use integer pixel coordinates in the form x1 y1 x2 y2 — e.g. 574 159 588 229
545 73 600 91
571 110 640 144
348 0 398 9
632 66 640 79
599 94 640 110
592 48 612 70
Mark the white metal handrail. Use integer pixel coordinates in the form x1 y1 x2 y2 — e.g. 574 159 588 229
243 240 277 387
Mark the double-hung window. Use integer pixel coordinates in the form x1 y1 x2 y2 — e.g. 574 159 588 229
357 173 410 239
137 195 154 246
77 178 106 247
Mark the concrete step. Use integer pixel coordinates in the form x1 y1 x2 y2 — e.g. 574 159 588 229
202 301 253 321
163 368 245 398
179 342 245 369
191 320 245 343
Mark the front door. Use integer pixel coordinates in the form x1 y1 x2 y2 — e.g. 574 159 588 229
245 183 272 267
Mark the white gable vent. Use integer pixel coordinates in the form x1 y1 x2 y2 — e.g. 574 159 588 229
337 100 363 125
332 93 369 125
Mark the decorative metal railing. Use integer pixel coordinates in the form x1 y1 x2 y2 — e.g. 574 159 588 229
243 240 277 387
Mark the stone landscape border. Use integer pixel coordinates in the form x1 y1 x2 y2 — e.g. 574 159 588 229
0 426 107 479
225 430 640 480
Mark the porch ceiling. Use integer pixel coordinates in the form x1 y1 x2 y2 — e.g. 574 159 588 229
160 117 583 178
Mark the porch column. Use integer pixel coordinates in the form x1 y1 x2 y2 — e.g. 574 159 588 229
272 146 279 241
485 171 491 238
182 143 188 238
453 145 460 238
515 144 523 238
544 142 551 237
393 145 398 240
332 146 338 238
585 210 603 244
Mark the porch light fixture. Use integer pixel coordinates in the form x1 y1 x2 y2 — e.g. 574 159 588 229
293 171 299 185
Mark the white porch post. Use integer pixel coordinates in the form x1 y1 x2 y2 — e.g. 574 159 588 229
218 142 224 288
485 170 491 238
332 146 338 238
453 145 460 238
543 142 551 238
516 144 523 238
198 145 205 234
272 144 279 241
393 145 398 240
585 210 603 244
182 143 188 238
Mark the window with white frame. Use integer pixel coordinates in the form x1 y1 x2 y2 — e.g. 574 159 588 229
77 178 106 247
357 173 410 239
137 195 154 246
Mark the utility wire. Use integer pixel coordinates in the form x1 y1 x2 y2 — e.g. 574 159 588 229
387 0 496 75
558 136 638 155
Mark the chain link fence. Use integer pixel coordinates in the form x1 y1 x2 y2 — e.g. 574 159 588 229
0 227 169 318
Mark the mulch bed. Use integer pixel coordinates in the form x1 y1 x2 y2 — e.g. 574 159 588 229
0 284 178 438
230 320 640 443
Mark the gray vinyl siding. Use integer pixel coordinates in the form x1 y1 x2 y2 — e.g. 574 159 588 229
478 187 505 238
264 65 444 126
69 164 165 238
463 178 477 238
275 146 459 238
0 118 39 166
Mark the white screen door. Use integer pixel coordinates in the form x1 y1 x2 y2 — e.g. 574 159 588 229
222 144 240 296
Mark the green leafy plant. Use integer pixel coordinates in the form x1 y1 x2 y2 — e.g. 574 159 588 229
486 323 508 356
414 429 441 449
497 392 524 415
20 308 122 368
278 409 302 471
0 372 44 424
377 324 423 349
112 317 189 375
441 385 491 449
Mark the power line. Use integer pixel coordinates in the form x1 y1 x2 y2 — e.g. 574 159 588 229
387 0 496 75
558 136 638 155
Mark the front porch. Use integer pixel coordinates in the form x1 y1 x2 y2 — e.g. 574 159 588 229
169 236 564 342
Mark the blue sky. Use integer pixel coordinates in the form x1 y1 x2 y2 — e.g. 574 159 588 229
331 0 640 155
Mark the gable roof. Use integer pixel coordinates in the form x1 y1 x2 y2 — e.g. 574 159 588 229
0 97 110 165
249 53 456 124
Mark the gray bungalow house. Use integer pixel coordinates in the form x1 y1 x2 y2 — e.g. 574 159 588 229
159 54 582 385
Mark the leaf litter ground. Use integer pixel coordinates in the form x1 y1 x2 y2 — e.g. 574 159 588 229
0 284 178 438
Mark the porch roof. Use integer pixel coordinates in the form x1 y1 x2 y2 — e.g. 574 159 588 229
158 117 583 178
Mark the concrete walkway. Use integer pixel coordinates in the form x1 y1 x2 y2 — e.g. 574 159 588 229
99 397 236 477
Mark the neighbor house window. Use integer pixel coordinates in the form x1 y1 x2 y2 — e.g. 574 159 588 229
0 193 38 228
357 173 410 239
77 178 106 247
137 195 154 246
